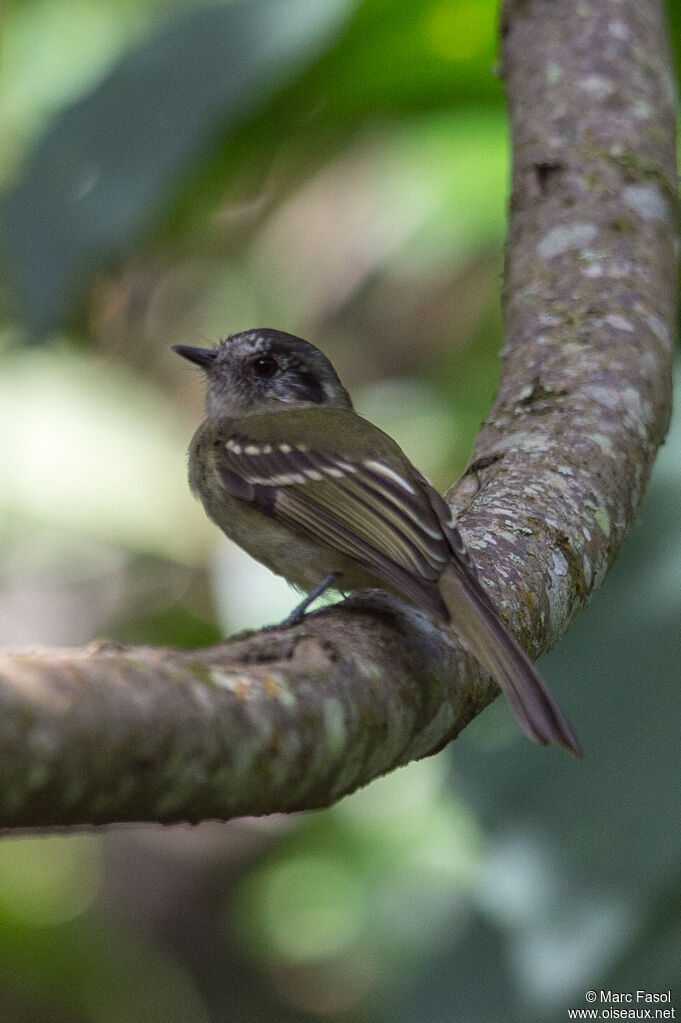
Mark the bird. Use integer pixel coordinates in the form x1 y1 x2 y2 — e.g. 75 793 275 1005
173 328 581 756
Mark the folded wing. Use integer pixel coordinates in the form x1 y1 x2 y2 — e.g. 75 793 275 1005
216 430 582 756
217 435 452 618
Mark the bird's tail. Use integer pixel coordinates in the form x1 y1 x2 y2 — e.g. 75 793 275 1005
439 562 582 756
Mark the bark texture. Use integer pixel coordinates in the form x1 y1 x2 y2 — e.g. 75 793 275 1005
0 0 677 828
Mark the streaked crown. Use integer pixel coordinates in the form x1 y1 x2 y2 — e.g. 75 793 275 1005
173 329 353 418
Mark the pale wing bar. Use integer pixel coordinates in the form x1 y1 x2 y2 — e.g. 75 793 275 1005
219 435 452 609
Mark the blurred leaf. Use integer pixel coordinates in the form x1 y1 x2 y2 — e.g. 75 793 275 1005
0 909 209 1023
396 911 521 1023
244 110 508 326
114 602 222 648
311 0 500 115
0 0 161 189
167 0 505 246
605 869 681 996
0 836 101 927
1 0 358 334
0 343 210 563
666 0 681 76
246 853 367 963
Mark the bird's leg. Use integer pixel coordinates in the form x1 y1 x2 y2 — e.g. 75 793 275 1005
280 572 342 626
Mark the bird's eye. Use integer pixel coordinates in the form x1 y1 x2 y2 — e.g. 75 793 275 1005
251 355 279 378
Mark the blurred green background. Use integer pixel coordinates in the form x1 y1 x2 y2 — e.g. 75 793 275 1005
0 1 679 1020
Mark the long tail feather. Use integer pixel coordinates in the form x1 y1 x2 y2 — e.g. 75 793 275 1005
439 563 582 756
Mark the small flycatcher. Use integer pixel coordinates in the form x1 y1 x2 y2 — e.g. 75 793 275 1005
174 328 581 756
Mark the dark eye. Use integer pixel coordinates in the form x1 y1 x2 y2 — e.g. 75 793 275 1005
250 355 279 378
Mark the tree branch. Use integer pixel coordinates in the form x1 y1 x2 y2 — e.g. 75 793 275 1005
1 0 677 828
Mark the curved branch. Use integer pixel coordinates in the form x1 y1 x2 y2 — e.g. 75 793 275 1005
0 0 677 828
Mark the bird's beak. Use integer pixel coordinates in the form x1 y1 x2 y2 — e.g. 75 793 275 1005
172 344 217 369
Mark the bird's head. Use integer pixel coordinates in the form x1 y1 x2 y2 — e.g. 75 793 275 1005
173 328 353 418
